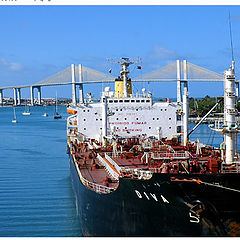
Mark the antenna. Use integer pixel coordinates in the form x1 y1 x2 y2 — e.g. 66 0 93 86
228 12 234 62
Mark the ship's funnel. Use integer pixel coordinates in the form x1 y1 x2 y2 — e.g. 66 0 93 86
115 77 132 98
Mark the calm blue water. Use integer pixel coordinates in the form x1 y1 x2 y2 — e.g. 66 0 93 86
0 105 82 237
0 106 235 236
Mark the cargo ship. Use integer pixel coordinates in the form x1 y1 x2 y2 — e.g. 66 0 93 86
67 58 240 236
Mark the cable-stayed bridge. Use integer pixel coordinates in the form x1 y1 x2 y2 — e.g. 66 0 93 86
0 60 238 106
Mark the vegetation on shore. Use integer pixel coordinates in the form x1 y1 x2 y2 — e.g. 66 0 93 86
189 96 240 116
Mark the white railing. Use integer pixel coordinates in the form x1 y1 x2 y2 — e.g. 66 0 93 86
104 153 121 173
79 172 115 194
222 162 240 173
104 151 121 158
150 151 190 160
71 149 116 194
93 142 101 149
67 114 77 127
120 167 152 180
97 154 119 180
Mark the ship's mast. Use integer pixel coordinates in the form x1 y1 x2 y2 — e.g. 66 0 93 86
224 61 237 164
120 58 133 98
110 57 141 98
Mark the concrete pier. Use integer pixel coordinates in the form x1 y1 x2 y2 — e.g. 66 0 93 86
0 89 3 106
13 88 17 106
37 86 41 105
30 86 34 106
17 88 21 105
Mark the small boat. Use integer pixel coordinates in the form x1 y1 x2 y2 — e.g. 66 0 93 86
42 105 48 117
54 91 62 119
12 107 18 123
22 104 31 116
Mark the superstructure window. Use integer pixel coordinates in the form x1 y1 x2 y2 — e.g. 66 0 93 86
141 100 145 103
169 118 171 120
119 100 123 103
114 100 118 103
153 118 155 120
165 109 167 111
124 118 127 120
177 126 181 133
169 127 171 129
131 100 135 103
84 128 86 130
83 119 86 121
124 100 130 103
149 127 151 129
177 115 181 121
136 118 138 120
146 100 150 103
136 100 140 103
96 119 98 121
83 110 85 112
109 100 113 103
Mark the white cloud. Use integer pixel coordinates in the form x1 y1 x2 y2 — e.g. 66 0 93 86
0 58 23 71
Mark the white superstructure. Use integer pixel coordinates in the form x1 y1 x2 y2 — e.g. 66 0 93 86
68 58 183 143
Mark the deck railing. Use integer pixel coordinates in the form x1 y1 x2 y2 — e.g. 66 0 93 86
104 153 121 173
150 151 190 160
97 154 119 180
120 167 152 180
70 148 116 194
222 162 240 173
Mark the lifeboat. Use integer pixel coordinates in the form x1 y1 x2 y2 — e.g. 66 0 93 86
67 109 77 114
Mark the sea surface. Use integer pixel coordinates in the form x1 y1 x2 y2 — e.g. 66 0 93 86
0 105 234 236
0 105 82 237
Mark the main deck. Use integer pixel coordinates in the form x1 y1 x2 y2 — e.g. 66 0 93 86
67 135 237 194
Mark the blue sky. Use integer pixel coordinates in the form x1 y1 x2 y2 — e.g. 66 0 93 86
1 5 240 99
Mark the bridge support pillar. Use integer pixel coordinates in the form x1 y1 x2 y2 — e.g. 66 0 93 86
176 60 182 103
0 89 3 106
17 88 21 105
37 86 41 105
71 64 77 106
183 60 189 147
79 64 84 104
30 86 34 106
13 88 17 106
